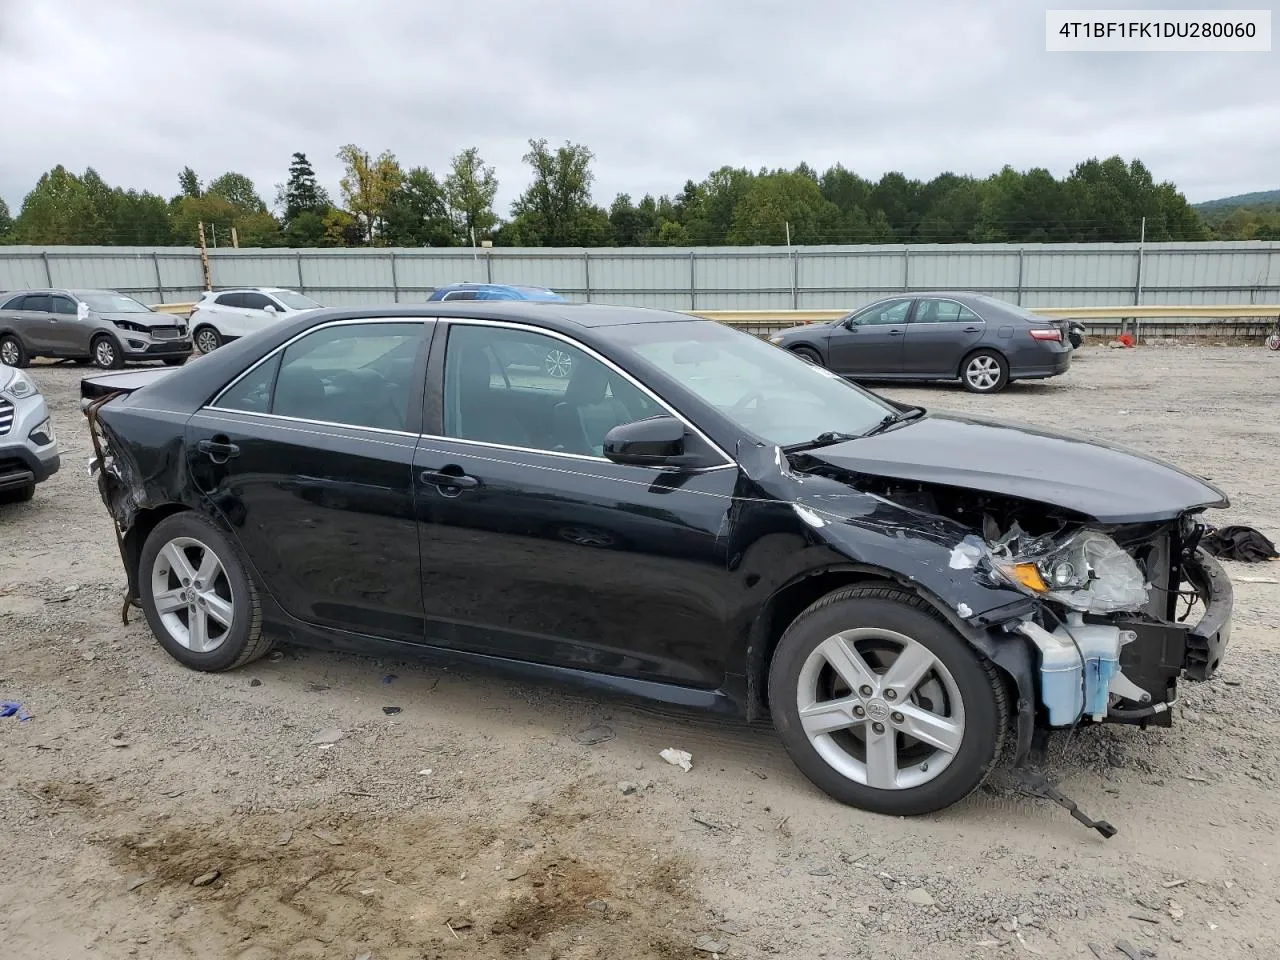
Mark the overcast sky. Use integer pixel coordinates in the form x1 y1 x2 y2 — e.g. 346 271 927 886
1 0 1275 217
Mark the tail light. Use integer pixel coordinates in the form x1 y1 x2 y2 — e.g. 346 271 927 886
1029 328 1062 342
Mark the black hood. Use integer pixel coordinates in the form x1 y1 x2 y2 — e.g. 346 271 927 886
805 412 1227 524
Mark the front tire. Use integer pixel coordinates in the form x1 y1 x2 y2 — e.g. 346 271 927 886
194 325 222 355
792 346 823 366
0 334 28 368
138 512 271 671
768 584 1007 816
960 349 1009 393
91 335 124 370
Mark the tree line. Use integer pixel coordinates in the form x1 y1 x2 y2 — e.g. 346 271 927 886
0 142 1263 249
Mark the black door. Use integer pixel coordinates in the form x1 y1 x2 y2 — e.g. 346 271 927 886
825 298 913 375
186 319 432 642
414 319 741 689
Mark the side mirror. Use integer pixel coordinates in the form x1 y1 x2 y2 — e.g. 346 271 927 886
603 416 699 468
264 304 278 314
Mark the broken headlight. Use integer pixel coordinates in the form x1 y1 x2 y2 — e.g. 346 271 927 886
990 528 1149 614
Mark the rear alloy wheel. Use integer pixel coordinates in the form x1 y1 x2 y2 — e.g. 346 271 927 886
960 350 1008 393
138 513 271 671
768 585 1006 815
792 346 823 366
0 335 27 368
91 335 124 370
194 326 222 355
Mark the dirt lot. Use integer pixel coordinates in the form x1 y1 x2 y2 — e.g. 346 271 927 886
1 345 1278 960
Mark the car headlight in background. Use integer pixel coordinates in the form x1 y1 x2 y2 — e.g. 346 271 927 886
112 319 149 333
990 528 1149 615
0 367 38 400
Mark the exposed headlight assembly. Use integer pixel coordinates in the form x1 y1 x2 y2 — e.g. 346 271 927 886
112 319 149 333
989 527 1149 614
0 367 38 400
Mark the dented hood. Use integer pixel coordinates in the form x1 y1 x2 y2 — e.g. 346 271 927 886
804 412 1227 524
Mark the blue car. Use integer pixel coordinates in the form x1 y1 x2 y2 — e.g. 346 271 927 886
427 283 567 303
428 283 575 377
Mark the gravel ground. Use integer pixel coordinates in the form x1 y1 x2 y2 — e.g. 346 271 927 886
1 345 1278 960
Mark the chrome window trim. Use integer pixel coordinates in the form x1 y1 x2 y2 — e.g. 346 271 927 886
438 317 735 468
203 315 737 471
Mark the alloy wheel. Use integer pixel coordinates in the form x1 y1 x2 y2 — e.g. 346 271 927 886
95 339 117 368
545 348 573 378
964 355 1001 391
795 627 966 790
150 536 236 653
195 329 220 354
0 339 20 366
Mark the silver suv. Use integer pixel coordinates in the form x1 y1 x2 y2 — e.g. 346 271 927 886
0 289 193 369
0 364 60 502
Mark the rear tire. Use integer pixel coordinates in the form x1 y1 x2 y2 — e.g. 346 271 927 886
138 512 272 672
194 325 222 355
163 358 187 367
960 349 1008 393
91 334 124 370
792 346 823 366
0 334 28 368
768 584 1007 816
1267 333 1280 351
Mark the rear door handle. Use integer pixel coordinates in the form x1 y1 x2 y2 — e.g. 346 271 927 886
196 438 240 463
888 329 902 336
963 326 981 333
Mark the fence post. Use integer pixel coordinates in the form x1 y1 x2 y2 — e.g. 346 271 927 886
1016 247 1025 305
295 252 305 293
485 248 494 283
902 246 910 292
583 250 592 302
197 222 213 291
690 250 697 310
389 251 400 303
152 252 165 303
41 251 52 286
791 248 799 309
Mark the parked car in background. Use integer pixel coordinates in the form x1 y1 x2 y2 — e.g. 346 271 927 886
1065 320 1086 350
188 288 322 354
0 363 59 502
0 289 192 369
80 301 1231 824
767 292 1071 394
428 282 575 376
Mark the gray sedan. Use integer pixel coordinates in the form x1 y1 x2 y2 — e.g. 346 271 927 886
0 288 193 370
767 292 1071 393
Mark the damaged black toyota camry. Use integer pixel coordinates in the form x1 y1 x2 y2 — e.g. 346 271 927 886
81 302 1232 829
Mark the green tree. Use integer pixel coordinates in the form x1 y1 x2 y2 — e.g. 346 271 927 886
278 152 330 223
0 196 11 240
726 170 843 244
609 193 662 245
508 138 612 246
336 144 403 244
177 166 202 200
383 167 454 246
110 190 174 244
443 147 500 243
207 171 267 213
12 166 97 243
170 193 239 246
283 209 329 246
683 166 754 244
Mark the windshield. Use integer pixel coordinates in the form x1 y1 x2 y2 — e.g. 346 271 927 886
605 320 898 447
272 290 322 310
79 293 152 314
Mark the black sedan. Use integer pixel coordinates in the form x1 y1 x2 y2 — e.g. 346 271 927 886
767 292 1072 393
80 302 1232 822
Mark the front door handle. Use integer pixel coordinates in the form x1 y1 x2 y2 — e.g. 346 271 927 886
196 438 240 464
420 468 479 496
888 329 903 336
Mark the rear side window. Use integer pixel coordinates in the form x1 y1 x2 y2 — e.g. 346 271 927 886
216 354 280 413
21 294 51 313
1 294 28 310
214 293 243 308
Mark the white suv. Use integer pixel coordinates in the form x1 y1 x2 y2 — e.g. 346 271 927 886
188 287 322 354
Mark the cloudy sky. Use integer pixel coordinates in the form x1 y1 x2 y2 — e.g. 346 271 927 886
0 0 1275 217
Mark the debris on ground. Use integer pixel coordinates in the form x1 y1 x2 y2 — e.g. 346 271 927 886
311 728 343 745
570 723 614 745
618 781 638 795
382 706 401 715
191 870 220 887
660 748 693 771
249 678 262 687
693 934 730 954
0 702 32 722
125 876 153 892
312 829 344 846
904 887 936 906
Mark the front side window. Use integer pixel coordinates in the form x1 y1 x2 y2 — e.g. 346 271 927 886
271 290 321 310
216 322 426 431
240 293 274 311
604 320 898 448
853 299 913 326
50 296 79 315
442 324 658 456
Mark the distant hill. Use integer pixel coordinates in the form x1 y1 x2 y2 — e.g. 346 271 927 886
1194 189 1280 212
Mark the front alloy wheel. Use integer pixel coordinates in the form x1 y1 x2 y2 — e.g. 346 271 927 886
769 585 1007 815
92 336 123 369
